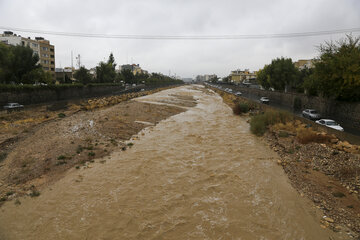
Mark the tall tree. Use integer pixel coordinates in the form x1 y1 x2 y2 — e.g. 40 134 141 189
0 43 42 84
257 57 299 92
74 66 93 84
308 35 360 101
121 69 134 84
96 53 117 83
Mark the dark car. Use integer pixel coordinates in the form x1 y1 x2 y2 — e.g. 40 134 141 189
3 103 24 112
302 109 321 120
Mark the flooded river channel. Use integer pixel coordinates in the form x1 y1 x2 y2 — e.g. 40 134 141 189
0 85 345 239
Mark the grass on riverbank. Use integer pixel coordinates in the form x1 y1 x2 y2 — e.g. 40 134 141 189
250 110 293 136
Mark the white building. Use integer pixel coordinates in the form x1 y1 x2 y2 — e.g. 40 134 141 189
0 31 40 56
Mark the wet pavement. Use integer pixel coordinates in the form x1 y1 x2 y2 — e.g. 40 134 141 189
0 85 347 239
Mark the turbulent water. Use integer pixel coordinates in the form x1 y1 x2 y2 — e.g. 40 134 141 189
0 85 345 239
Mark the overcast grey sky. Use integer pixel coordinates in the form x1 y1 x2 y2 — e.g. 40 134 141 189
0 0 359 78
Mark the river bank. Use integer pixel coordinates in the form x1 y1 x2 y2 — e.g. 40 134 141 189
0 86 190 204
214 88 360 238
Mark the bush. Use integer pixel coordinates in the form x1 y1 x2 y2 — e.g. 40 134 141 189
296 128 332 144
250 110 293 136
250 115 267 136
58 113 66 118
233 103 249 115
29 189 40 197
278 130 289 138
57 155 66 160
0 152 7 162
332 192 345 198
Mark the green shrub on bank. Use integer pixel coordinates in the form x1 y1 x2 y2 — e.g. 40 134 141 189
250 110 293 136
233 103 250 115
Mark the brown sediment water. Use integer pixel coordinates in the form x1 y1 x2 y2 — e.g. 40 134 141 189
0 85 346 239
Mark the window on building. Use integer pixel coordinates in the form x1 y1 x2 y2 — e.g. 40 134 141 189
51 68 55 71
50 55 54 58
50 48 54 52
32 43 38 47
42 47 48 51
42 60 49 64
51 61 54 65
43 67 49 70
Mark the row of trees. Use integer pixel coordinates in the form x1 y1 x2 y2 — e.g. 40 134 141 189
0 42 182 86
74 53 182 86
257 35 360 101
0 43 52 84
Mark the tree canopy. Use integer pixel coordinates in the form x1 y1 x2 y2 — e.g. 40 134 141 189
96 53 117 83
74 66 93 84
257 57 299 92
0 42 50 84
305 35 360 101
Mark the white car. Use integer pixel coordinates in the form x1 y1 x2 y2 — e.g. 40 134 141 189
260 97 270 104
235 91 242 96
302 109 321 120
315 119 344 131
3 103 24 112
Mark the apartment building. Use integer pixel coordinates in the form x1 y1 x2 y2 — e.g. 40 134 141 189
55 67 73 83
294 59 314 70
36 37 55 79
119 64 147 75
195 74 217 82
0 31 55 80
230 69 257 84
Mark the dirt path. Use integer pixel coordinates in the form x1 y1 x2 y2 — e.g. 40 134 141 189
0 85 349 239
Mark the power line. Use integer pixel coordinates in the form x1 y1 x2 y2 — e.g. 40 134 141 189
0 26 360 40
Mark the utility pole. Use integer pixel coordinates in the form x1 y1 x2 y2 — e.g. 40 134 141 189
71 51 73 79
76 54 81 69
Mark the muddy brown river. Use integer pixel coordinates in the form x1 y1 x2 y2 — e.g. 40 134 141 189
0 86 347 239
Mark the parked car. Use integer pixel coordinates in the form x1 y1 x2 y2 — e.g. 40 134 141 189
315 119 344 131
3 103 24 112
260 97 270 104
227 88 233 93
302 109 321 120
235 91 242 96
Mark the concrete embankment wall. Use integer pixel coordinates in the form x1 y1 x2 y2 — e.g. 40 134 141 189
226 85 360 130
0 84 179 106
0 85 128 106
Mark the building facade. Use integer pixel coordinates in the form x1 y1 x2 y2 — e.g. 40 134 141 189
0 31 55 80
119 64 147 75
294 59 314 70
230 69 257 84
55 67 73 83
195 74 217 82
